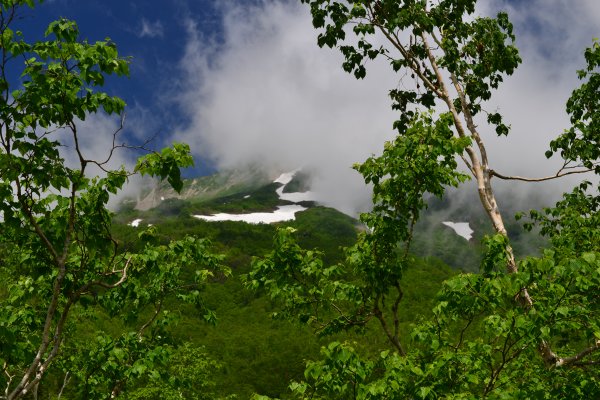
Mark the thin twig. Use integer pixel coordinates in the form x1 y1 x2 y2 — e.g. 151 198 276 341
138 300 163 338
56 372 70 400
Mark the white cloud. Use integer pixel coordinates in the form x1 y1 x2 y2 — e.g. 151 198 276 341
471 0 600 196
175 1 398 215
138 18 164 38
175 0 600 215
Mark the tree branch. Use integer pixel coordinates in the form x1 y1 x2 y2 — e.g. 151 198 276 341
138 300 162 338
78 256 131 291
365 4 444 99
555 340 600 367
489 167 593 182
56 372 70 400
3 362 14 400
373 297 406 356
391 283 404 348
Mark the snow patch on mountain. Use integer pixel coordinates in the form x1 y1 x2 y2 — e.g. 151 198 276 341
274 171 318 203
192 171 313 224
193 205 306 223
442 221 474 241
129 218 143 227
273 171 295 185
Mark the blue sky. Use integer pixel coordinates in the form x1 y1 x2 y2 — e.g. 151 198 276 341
13 0 600 212
16 0 224 166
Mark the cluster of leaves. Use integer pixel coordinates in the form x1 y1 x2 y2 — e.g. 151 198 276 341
521 180 600 258
63 338 229 400
277 248 600 399
244 227 357 334
356 111 470 269
303 0 520 134
136 143 194 193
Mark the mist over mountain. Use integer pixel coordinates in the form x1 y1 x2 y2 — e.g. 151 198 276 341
168 1 599 217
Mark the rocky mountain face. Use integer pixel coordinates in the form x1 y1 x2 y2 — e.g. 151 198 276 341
132 167 275 211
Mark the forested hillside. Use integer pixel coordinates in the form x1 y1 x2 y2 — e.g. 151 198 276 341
81 179 461 399
105 173 545 398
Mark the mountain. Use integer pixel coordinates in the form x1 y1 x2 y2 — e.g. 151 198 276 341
114 168 361 268
106 168 548 398
129 167 274 211
110 170 367 398
117 168 545 273
118 168 318 225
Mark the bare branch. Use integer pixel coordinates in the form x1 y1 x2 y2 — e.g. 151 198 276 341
3 362 14 399
489 167 593 182
449 72 490 168
453 315 475 351
67 113 156 174
80 256 132 291
460 154 475 175
391 283 404 347
56 372 70 400
373 296 406 356
365 4 444 99
573 360 600 367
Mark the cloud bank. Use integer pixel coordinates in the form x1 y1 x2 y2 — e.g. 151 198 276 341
477 0 600 178
175 0 600 215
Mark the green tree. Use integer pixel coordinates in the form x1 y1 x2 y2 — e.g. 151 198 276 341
0 1 228 398
247 1 600 398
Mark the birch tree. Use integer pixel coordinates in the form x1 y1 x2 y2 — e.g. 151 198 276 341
247 1 600 397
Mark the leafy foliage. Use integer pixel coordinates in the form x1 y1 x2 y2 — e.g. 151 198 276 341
136 143 194 193
0 2 225 398
245 0 600 398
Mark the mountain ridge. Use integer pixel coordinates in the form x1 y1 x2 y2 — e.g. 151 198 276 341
117 167 546 273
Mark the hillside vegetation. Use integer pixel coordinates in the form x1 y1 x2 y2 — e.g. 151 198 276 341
103 175 542 398
88 174 469 398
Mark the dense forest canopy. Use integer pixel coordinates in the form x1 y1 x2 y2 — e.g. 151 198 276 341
0 0 599 399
